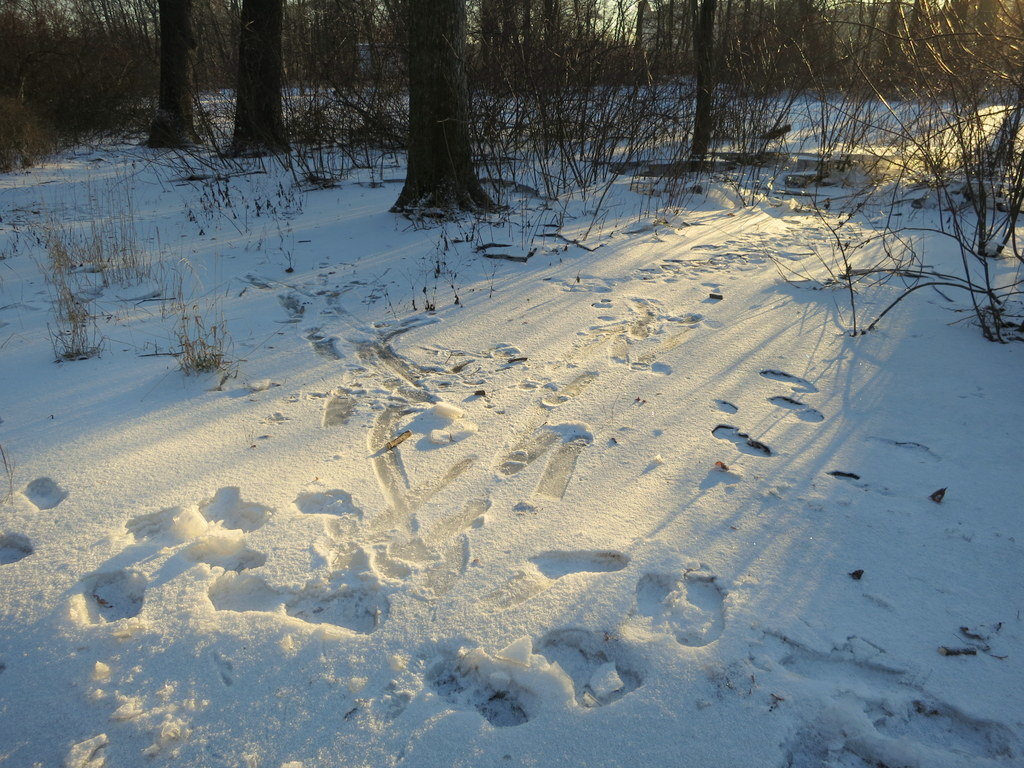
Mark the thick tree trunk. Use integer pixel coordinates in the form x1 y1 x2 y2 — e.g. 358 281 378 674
147 0 196 148
232 0 288 155
393 0 490 212
690 0 717 163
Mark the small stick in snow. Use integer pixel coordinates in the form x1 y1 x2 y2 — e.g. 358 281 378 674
383 430 412 451
938 646 977 656
709 293 724 300
472 390 486 397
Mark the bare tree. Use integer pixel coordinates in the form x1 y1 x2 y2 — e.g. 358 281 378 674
232 0 288 154
148 0 196 147
689 0 717 162
393 0 491 211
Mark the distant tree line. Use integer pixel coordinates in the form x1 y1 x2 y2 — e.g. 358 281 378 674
1 0 1021 197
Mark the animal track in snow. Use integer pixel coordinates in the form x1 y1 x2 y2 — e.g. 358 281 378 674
714 399 739 414
712 424 773 457
529 550 629 579
208 572 387 634
78 569 147 623
769 395 825 422
537 628 643 708
20 477 67 509
293 489 362 518
0 533 33 565
759 369 818 393
635 567 726 647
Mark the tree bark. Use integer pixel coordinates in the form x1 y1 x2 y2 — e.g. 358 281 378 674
690 0 717 163
232 0 288 155
393 0 491 212
147 0 196 148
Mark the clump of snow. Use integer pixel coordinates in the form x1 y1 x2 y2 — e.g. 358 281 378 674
432 402 467 421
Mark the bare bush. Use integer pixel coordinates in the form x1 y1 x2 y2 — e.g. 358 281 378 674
0 98 56 171
174 307 232 376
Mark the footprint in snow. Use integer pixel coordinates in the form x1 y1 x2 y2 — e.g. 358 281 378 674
21 477 67 510
635 566 726 647
322 394 356 426
769 395 824 422
539 371 599 408
212 652 235 687
182 534 267 572
497 423 590 477
277 292 305 322
866 436 939 459
293 489 362 519
486 550 629 609
713 424 773 457
74 569 147 624
200 487 272 532
775 635 1019 767
759 369 818 393
529 550 630 578
534 435 592 500
537 628 644 708
208 571 388 634
426 647 535 727
0 533 33 565
305 328 342 360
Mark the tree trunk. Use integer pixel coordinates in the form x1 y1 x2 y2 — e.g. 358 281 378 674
147 0 196 148
690 0 717 163
543 0 559 44
232 0 288 155
393 0 491 212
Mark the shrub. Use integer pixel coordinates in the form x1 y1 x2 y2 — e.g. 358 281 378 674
0 98 55 172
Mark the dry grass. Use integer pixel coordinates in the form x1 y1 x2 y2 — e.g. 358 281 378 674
43 231 102 360
174 308 231 375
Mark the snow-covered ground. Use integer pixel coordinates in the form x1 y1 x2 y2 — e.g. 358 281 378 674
0 145 1022 768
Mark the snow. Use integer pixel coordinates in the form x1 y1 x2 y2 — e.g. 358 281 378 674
0 144 1022 768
